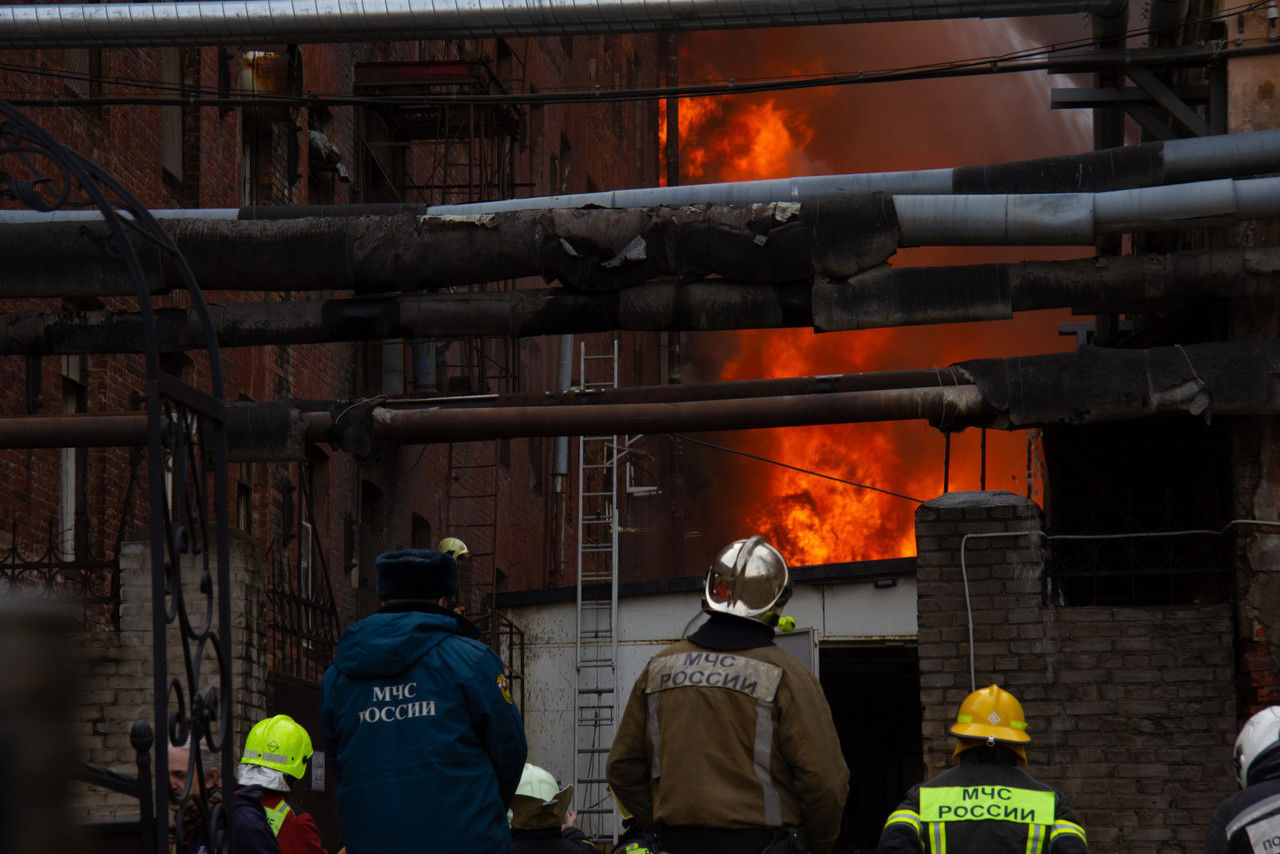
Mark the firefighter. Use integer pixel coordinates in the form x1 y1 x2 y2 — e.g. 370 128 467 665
238 714 327 854
1205 706 1280 854
437 536 472 564
321 548 527 853
606 536 850 854
877 684 1088 854
508 763 599 853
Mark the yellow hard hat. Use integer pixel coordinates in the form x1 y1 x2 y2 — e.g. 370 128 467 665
951 684 1029 765
241 714 313 780
437 537 471 560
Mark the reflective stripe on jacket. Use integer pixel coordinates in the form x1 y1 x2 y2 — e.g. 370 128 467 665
606 632 849 854
877 749 1087 854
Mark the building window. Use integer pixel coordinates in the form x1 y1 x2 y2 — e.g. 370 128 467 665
1043 418 1231 606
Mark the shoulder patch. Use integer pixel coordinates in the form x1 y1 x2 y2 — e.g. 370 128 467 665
496 672 513 704
645 651 782 703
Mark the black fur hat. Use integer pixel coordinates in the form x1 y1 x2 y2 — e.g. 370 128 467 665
376 549 459 601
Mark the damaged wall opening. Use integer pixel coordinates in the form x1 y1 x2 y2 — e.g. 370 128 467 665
1042 417 1232 607
820 643 922 854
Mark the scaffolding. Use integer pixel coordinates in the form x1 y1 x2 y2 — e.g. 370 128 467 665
353 50 524 632
573 337 620 842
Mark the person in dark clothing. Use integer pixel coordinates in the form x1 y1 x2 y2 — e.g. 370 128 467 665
322 548 527 854
238 714 327 854
169 740 280 854
1206 706 1280 854
877 685 1087 854
509 763 599 853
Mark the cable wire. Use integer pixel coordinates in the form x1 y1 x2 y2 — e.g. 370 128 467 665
1 1 1272 108
671 433 925 504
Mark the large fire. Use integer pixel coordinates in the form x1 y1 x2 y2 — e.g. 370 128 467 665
676 20 1091 565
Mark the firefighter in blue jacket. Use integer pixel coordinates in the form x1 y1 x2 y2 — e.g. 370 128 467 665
321 548 528 853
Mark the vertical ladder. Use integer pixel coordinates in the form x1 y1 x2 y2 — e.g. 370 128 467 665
445 440 500 626
573 337 619 843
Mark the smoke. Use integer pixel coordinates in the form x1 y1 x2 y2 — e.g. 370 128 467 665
677 16 1097 565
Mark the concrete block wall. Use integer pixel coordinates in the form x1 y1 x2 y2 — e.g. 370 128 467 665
915 490 1237 854
69 530 269 821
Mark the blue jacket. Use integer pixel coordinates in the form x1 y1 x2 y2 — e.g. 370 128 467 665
321 605 528 854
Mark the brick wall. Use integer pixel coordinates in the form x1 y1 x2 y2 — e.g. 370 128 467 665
69 530 269 821
915 490 1237 854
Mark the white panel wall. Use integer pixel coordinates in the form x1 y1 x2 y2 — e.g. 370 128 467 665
501 575 917 791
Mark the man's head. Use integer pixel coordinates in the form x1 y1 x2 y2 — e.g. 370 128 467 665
950 684 1030 766
240 714 313 789
168 739 220 812
376 549 459 603
703 536 791 627
509 763 573 831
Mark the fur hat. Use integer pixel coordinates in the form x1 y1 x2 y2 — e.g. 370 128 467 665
375 549 459 601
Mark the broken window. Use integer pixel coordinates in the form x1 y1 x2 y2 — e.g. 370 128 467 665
1042 417 1231 607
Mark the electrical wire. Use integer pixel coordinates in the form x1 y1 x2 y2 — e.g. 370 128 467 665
671 433 925 504
0 1 1272 108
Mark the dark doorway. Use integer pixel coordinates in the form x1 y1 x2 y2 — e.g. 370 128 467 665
820 644 923 854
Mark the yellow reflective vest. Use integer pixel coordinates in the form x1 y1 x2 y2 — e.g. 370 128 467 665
878 751 1087 854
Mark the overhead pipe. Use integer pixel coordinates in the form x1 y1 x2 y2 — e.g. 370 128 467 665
893 176 1280 245
0 385 985 451
4 177 1280 298
814 246 1280 330
5 246 1280 353
7 129 1280 225
0 0 1122 49
1089 0 1128 150
3 338 1278 453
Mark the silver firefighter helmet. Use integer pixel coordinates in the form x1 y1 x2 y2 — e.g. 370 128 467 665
704 536 791 624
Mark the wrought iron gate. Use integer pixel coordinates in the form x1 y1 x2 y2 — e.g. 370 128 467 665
0 100 233 854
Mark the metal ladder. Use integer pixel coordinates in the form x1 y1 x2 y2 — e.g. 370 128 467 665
573 337 620 843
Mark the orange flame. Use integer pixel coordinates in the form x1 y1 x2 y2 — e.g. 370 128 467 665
675 22 1087 566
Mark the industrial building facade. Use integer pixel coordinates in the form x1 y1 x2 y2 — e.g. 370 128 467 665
1 2 1280 854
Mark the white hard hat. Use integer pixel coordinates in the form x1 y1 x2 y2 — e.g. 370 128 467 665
1236 706 1280 788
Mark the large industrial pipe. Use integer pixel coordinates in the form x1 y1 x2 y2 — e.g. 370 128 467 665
2 338 1277 452
894 176 1280 245
4 246 1279 353
0 0 1124 49
0 385 985 450
6 129 1280 225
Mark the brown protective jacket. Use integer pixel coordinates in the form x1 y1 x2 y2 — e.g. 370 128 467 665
606 635 850 854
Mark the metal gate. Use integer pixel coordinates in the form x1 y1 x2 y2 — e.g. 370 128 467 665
1 99 233 854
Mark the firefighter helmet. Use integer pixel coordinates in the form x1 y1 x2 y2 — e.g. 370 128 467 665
437 537 471 561
240 714 313 780
509 764 573 830
1235 706 1280 788
703 536 792 625
951 684 1030 766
